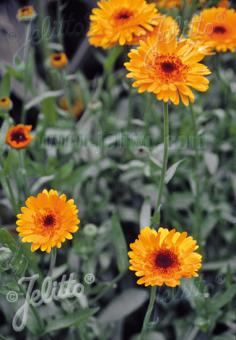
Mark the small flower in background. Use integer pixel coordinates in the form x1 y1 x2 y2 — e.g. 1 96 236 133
16 5 37 22
154 0 228 9
16 189 80 253
218 0 229 8
50 52 68 69
125 35 211 106
6 125 33 149
154 0 185 9
58 96 84 118
189 7 236 53
0 96 13 112
130 14 180 45
88 0 159 48
128 227 202 287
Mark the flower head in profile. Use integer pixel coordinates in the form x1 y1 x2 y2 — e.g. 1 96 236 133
189 7 236 52
16 5 37 22
130 14 180 45
125 35 211 106
88 0 159 48
128 227 202 287
6 125 33 149
0 96 13 112
17 189 80 253
59 96 84 118
50 52 68 69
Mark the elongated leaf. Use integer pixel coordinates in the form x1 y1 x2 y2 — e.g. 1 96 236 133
99 288 148 323
165 160 184 184
140 199 151 229
44 308 98 334
204 152 219 175
111 213 128 273
0 229 38 276
209 284 236 311
0 72 11 96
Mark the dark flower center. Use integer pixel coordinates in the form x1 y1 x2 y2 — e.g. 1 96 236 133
11 131 26 143
21 7 30 13
1 98 7 102
161 62 176 73
115 10 133 21
43 214 56 227
213 25 226 34
155 250 177 269
54 55 62 61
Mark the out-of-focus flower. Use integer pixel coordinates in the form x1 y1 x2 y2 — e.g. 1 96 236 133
16 189 80 253
130 14 180 45
128 227 202 287
88 0 159 48
50 52 68 69
218 0 229 8
189 7 236 52
154 0 228 9
0 97 13 112
155 0 183 8
125 35 211 106
16 5 37 22
59 96 84 118
6 125 33 149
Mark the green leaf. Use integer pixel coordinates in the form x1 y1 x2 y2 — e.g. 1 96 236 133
98 288 148 323
44 308 98 334
140 198 151 229
41 97 57 125
0 229 38 276
0 72 11 97
111 213 128 273
165 159 185 184
209 284 236 311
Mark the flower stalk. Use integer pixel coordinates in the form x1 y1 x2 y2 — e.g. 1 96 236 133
190 104 201 240
21 22 32 123
152 102 169 227
140 286 157 340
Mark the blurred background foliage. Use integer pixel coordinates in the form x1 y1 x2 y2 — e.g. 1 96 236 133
0 0 236 339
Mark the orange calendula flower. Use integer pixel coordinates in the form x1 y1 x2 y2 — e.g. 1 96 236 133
50 52 68 69
88 0 159 48
130 14 180 45
16 5 37 22
16 189 80 253
0 96 13 112
6 125 33 149
189 7 236 52
125 35 211 106
129 227 202 287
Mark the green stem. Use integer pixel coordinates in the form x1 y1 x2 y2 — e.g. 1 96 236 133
90 273 124 303
0 152 18 213
5 176 18 213
190 105 201 239
48 248 57 276
140 286 157 340
21 22 32 123
18 150 28 198
61 70 74 115
152 102 169 228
